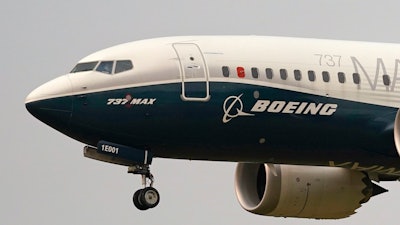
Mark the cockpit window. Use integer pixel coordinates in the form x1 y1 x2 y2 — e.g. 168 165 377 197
115 60 133 74
70 60 133 75
70 61 98 73
96 61 114 74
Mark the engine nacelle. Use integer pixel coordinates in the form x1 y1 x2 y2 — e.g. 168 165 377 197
235 163 375 219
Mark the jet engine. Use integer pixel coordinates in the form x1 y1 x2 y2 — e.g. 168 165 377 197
234 163 385 219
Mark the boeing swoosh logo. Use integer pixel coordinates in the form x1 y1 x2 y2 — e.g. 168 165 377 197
222 93 338 123
222 94 254 123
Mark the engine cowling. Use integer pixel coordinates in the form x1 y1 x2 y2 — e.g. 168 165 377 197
235 163 375 219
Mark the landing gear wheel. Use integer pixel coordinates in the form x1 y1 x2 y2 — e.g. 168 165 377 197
139 187 160 208
133 189 149 210
129 165 160 210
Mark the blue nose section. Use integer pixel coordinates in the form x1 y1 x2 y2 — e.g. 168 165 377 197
25 96 73 134
25 75 73 134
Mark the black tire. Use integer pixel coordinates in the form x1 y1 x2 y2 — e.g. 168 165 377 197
139 187 160 208
133 189 149 210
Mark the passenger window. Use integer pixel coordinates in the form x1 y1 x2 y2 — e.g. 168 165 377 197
266 68 273 79
96 61 114 74
383 75 390 86
353 73 360 84
322 71 330 82
71 61 98 73
294 70 301 81
222 66 230 77
338 72 345 83
237 67 245 78
251 67 259 78
308 70 315 81
280 69 287 80
115 60 133 74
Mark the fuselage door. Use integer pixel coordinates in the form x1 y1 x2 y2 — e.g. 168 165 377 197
173 43 210 101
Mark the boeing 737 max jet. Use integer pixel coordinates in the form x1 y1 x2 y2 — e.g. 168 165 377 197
25 36 400 219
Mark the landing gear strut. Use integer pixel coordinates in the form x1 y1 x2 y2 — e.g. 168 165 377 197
128 165 160 210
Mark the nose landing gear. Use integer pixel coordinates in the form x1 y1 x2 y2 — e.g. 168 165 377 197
128 165 160 210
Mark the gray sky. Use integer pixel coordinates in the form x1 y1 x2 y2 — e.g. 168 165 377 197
2 1 400 224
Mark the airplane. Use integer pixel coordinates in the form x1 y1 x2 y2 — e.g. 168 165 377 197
25 36 400 219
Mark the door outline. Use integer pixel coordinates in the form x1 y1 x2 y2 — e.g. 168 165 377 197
173 43 210 102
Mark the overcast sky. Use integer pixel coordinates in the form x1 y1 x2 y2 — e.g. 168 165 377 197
2 1 400 224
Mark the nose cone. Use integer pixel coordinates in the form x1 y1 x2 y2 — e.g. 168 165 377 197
25 75 73 134
25 75 73 103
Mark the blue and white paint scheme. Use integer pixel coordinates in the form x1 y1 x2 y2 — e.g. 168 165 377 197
25 36 400 219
